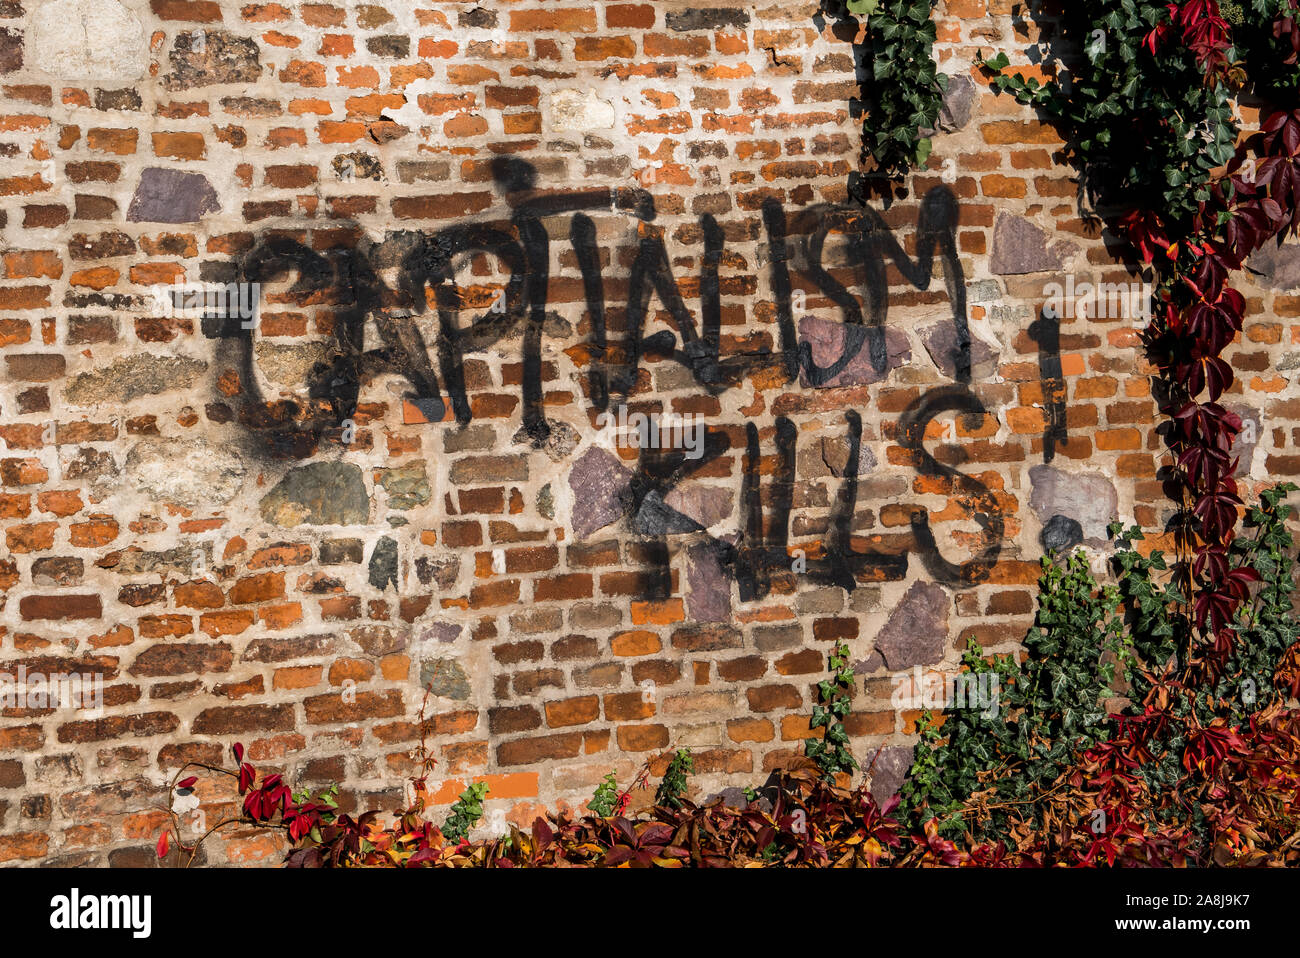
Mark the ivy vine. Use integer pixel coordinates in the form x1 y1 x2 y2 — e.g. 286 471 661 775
981 0 1300 681
441 781 489 842
900 485 1300 843
806 641 859 778
654 749 695 809
823 0 947 183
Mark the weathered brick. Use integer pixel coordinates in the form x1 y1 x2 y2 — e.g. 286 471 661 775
191 704 295 735
19 595 102 621
497 732 583 766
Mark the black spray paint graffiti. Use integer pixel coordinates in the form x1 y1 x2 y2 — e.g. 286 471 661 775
1028 308 1067 464
622 385 1004 602
199 158 1047 591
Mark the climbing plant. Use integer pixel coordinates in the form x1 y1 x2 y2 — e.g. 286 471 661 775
587 773 621 817
654 749 695 809
898 485 1300 855
889 3 1300 857
898 551 1129 839
823 0 948 182
805 642 860 778
440 781 490 842
982 0 1300 684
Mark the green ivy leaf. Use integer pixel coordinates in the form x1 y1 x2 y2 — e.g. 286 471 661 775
983 51 1011 71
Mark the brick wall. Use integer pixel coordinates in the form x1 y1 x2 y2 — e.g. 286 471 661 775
0 0 1294 866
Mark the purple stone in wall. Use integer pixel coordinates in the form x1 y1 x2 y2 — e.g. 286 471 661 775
568 446 632 540
664 483 733 528
868 746 915 803
686 544 731 624
797 317 910 389
990 213 1080 275
919 320 996 380
127 168 221 224
872 580 950 670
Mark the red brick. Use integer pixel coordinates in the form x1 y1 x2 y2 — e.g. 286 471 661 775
607 4 655 28
510 9 597 31
544 696 600 728
152 132 206 160
575 36 636 60
19 594 102 621
150 0 222 20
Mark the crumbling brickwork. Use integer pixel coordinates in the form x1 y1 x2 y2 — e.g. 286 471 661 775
0 0 1294 866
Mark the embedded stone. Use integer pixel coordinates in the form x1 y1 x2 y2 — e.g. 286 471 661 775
1226 402 1261 477
62 446 118 483
124 439 245 509
64 355 207 405
568 446 631 539
634 490 700 535
28 0 148 83
32 557 83 587
855 651 885 675
797 319 910 388
259 462 369 527
101 544 211 577
333 152 383 182
685 544 731 624
1246 241 1300 290
919 321 997 380
664 483 733 528
417 622 462 646
251 341 334 386
513 419 579 461
1040 514 1084 554
1027 465 1118 541
872 581 950 670
938 73 977 132
919 74 978 137
537 483 555 520
420 658 471 700
550 89 615 133
350 625 407 656
868 746 914 803
163 30 262 91
127 168 221 224
415 555 459 589
376 462 431 510
368 536 398 591
990 213 1080 275
820 435 877 478
319 539 363 564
